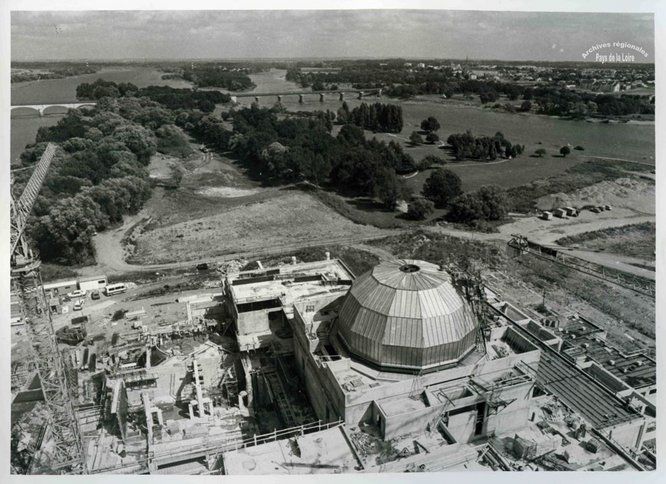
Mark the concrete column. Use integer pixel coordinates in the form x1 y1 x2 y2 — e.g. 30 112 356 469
254 96 260 104
193 358 205 416
142 393 153 443
189 402 195 419
155 408 164 427
319 93 325 102
277 95 282 103
339 92 344 101
145 346 152 369
298 94 304 104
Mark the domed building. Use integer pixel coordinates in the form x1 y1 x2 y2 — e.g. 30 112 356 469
335 259 479 373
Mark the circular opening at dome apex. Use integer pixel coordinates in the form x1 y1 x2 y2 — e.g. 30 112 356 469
399 264 421 273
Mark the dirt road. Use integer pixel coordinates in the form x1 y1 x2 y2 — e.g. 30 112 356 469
77 225 406 277
78 209 655 281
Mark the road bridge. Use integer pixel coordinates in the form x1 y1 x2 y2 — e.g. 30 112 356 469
230 88 382 104
11 102 97 117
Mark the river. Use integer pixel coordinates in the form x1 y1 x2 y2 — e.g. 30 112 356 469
10 67 193 163
11 67 654 166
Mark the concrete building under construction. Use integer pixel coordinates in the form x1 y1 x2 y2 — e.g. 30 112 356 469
15 255 653 474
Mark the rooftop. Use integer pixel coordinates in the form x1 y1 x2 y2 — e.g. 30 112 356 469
228 259 353 307
223 426 360 475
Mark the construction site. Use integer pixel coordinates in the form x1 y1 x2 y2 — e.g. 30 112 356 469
9 145 658 476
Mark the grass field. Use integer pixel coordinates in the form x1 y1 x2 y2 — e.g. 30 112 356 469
405 154 582 193
555 222 655 260
131 191 390 264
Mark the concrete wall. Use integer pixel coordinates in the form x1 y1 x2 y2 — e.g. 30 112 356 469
293 329 346 422
381 403 442 440
484 382 534 437
606 418 646 450
447 409 478 442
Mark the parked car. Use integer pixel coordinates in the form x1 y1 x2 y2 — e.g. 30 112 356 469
196 263 209 271
73 299 85 311
90 290 100 300
67 289 86 299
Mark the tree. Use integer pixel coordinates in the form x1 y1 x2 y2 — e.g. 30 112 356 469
337 102 351 124
407 198 434 220
409 131 423 146
519 100 532 112
425 132 440 144
535 148 547 157
337 124 365 146
374 168 406 210
418 155 443 170
447 185 507 223
111 124 157 164
476 185 508 220
560 146 571 157
420 116 440 133
422 168 462 208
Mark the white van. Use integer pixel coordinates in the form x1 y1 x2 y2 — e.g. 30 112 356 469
104 283 127 296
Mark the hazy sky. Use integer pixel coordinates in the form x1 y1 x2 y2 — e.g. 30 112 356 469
11 10 655 62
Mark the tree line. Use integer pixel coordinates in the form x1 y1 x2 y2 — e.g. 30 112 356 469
336 102 404 133
174 104 414 208
76 79 231 111
181 66 255 91
446 131 525 161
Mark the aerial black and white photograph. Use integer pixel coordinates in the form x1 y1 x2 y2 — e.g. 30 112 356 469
3 1 663 478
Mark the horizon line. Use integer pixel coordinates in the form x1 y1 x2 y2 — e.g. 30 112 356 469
11 56 656 65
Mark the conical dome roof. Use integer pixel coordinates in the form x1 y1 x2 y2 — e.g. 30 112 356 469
336 259 478 373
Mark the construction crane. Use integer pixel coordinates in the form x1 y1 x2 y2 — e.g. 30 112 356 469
10 143 86 474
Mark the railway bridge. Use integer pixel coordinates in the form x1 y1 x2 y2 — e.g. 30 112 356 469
230 88 382 104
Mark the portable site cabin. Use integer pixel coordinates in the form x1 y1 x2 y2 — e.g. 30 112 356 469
79 275 108 292
541 211 553 220
564 207 579 217
43 279 78 297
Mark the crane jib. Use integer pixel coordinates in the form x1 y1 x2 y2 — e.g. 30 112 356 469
10 142 56 257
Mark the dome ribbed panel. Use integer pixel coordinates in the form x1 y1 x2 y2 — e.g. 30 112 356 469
336 259 479 373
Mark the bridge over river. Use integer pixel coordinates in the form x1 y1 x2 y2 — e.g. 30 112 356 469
10 88 382 117
10 102 97 117
230 88 382 104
